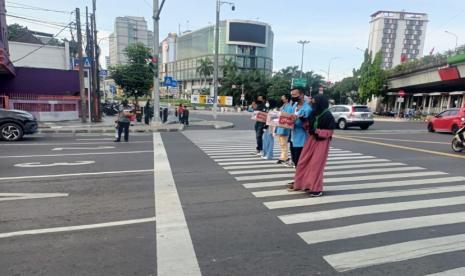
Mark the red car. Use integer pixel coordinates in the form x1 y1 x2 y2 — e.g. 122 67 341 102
427 107 465 134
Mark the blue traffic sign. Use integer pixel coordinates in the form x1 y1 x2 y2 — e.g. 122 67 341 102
99 70 109 77
163 76 178 87
72 57 92 69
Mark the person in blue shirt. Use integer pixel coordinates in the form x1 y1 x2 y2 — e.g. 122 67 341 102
289 88 312 168
275 94 293 164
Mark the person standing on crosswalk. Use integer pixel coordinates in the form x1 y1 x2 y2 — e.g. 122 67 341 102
253 95 268 155
276 94 293 164
290 95 336 197
289 88 312 167
262 99 277 160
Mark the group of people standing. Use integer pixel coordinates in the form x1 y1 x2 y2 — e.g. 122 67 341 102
253 89 336 197
176 104 190 125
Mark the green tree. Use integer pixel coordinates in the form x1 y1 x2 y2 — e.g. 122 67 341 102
196 58 214 90
109 43 153 103
268 66 325 100
358 50 386 103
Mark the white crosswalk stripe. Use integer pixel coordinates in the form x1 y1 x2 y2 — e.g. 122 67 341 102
183 130 465 274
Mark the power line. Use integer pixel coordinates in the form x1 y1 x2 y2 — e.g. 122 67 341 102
12 22 72 63
6 4 72 14
5 13 71 28
6 1 72 14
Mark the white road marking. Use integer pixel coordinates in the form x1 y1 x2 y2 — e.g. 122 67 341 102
325 162 405 170
425 267 465 276
210 154 280 159
327 156 376 161
0 169 153 182
278 194 465 224
224 164 284 170
299 211 465 245
214 157 262 162
0 150 154 159
153 133 201 276
323 233 465 272
235 167 426 181
326 158 389 165
52 146 115 151
0 193 69 202
229 168 293 175
14 161 95 168
264 185 465 209
0 141 151 146
218 160 277 166
326 177 465 191
243 180 292 189
75 138 114 141
0 217 156 239
323 171 447 183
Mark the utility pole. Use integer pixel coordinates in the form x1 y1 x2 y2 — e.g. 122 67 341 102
152 0 166 124
90 13 98 122
76 8 87 123
297 40 310 78
85 7 93 121
93 0 101 121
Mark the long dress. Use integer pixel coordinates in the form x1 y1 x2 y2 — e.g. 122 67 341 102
293 95 336 192
293 128 333 191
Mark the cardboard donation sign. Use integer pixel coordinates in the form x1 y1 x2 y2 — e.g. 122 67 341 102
278 112 296 129
266 111 295 129
251 111 268 122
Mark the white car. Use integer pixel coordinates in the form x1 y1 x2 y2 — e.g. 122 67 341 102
329 105 374 130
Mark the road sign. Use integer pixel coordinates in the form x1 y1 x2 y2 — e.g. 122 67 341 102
99 70 109 78
163 76 178 87
240 94 245 101
397 97 405 103
72 57 92 70
292 78 307 88
398 90 406 97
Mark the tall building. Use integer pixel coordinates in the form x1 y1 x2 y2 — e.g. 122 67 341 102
368 11 428 69
159 20 274 94
109 16 153 66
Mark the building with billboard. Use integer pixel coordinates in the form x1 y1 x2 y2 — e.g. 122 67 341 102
159 20 274 95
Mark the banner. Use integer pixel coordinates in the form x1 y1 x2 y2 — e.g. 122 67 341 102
251 111 268 122
266 111 295 129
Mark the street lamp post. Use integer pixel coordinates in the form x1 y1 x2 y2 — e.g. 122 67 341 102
152 0 166 124
445 30 458 51
327 57 340 83
213 0 235 120
297 40 310 77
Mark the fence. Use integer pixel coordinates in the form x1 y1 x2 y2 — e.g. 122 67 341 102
0 93 84 121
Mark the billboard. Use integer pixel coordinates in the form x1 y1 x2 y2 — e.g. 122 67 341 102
191 95 233 106
226 20 268 47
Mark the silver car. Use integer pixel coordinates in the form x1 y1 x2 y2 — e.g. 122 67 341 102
329 105 374 130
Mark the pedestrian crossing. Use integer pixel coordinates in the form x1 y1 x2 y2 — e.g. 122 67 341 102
183 130 465 274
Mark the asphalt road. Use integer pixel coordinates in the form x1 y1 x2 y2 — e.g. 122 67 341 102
1 116 465 276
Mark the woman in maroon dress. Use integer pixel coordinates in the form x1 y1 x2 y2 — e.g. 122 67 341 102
291 95 336 197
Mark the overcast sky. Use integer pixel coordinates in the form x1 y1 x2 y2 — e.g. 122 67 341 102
5 0 465 81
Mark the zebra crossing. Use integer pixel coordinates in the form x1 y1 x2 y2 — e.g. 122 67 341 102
184 130 465 274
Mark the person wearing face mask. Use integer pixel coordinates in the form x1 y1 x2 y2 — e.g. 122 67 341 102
287 88 312 170
275 94 293 164
290 95 336 196
253 95 268 155
262 99 277 160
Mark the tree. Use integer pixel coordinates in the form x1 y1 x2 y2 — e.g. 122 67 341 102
267 66 325 100
358 50 386 103
109 43 153 103
196 58 214 90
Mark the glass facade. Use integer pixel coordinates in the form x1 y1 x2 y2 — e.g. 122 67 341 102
160 21 274 86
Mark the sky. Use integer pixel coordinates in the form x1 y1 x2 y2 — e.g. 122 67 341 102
5 0 465 81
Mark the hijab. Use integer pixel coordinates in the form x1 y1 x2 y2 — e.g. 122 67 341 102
308 95 336 131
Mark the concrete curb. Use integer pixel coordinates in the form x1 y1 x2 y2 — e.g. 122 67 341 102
188 120 234 129
38 125 183 134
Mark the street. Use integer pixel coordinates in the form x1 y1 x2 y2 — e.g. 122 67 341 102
2 117 465 276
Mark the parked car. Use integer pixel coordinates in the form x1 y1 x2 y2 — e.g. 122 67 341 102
329 105 374 130
0 109 38 141
427 107 465 134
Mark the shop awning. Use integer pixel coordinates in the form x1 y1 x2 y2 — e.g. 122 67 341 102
413 93 424 96
449 91 465 95
429 92 442 96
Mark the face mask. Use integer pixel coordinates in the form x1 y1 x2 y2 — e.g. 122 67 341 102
265 102 270 108
291 96 300 102
257 100 263 104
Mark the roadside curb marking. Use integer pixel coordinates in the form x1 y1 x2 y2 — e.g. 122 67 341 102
153 133 201 276
52 146 115 151
340 135 450 145
335 135 465 159
0 169 153 181
0 193 68 202
14 161 95 168
0 150 154 159
0 217 156 239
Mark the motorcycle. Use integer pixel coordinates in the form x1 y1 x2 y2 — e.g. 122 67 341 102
102 102 119 116
451 122 465 153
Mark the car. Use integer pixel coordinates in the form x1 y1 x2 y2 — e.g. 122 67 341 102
0 108 38 141
427 107 465 134
329 105 374 130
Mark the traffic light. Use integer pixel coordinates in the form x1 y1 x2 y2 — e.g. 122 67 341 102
146 55 159 77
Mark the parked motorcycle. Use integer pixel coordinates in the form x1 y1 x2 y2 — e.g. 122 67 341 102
102 102 119 116
451 122 465 153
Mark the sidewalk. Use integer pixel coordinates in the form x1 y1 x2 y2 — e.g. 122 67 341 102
38 115 234 133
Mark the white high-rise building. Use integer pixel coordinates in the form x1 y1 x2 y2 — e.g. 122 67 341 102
109 16 153 66
368 11 428 69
